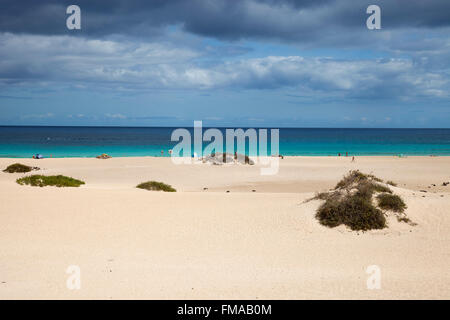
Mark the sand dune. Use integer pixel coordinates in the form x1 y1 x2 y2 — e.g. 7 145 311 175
0 156 449 299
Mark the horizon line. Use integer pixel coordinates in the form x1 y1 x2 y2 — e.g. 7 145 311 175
0 125 450 130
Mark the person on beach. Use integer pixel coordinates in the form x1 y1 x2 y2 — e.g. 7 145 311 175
352 156 355 162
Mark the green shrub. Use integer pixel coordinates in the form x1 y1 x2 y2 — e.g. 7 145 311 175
355 181 391 198
371 183 392 194
334 170 387 190
386 180 397 186
314 191 333 201
312 170 409 231
3 163 34 173
376 193 407 213
397 216 412 223
316 193 386 231
335 170 368 189
137 181 176 192
16 175 85 187
367 174 383 183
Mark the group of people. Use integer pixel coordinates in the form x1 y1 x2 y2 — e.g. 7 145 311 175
160 150 173 156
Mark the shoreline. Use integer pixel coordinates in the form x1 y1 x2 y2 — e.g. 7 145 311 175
1 154 450 159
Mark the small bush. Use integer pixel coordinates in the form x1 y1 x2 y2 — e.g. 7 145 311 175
137 181 176 192
311 190 343 202
335 170 368 189
334 170 387 190
397 216 412 223
312 170 410 231
16 175 85 187
370 183 392 194
3 163 34 173
386 180 397 187
355 181 392 198
314 191 333 201
367 174 383 183
316 193 386 231
377 193 407 213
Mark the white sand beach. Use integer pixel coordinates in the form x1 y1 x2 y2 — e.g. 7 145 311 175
0 156 449 299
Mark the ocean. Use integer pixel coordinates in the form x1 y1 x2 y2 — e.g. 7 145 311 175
0 126 449 158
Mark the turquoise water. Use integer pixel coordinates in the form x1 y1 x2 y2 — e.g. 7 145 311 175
0 126 449 158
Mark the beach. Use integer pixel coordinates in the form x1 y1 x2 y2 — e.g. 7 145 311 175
0 156 449 299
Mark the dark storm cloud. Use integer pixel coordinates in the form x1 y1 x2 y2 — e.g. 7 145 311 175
0 0 449 41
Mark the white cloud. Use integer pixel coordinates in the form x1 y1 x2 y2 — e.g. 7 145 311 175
0 33 449 100
20 112 54 119
105 113 127 119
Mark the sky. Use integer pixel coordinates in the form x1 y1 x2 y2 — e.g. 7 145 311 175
0 0 449 128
